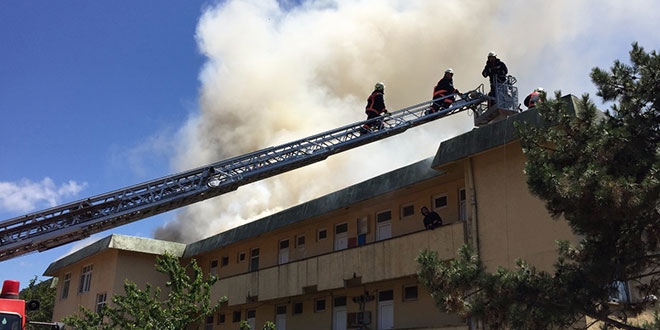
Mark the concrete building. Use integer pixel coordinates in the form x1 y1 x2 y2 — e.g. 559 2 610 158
44 99 582 330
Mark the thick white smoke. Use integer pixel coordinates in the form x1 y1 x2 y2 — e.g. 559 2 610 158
154 0 660 242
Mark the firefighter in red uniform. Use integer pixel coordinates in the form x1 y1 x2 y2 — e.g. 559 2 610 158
361 82 389 133
523 87 545 109
429 68 459 114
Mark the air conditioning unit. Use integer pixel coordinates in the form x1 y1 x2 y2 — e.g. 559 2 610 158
347 311 371 328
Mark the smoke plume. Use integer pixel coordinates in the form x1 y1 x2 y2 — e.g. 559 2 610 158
154 0 660 242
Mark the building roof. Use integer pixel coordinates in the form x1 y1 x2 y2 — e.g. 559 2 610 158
433 95 581 167
43 234 186 276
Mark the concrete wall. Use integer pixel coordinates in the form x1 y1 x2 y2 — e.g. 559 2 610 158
470 141 576 272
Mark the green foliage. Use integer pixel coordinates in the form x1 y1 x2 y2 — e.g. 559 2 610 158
262 321 277 330
19 277 56 329
239 320 252 330
63 252 227 330
418 42 660 330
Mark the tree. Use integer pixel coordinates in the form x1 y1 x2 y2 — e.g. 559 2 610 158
417 42 660 330
19 277 56 329
63 252 227 330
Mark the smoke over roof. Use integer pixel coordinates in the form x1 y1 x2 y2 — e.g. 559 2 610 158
153 0 660 242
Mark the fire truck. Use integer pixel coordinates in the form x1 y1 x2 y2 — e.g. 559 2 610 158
0 280 63 330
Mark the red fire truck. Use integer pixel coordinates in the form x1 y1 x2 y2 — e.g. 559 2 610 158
0 280 63 330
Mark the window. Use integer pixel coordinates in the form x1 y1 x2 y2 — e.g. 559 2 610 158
205 316 214 330
459 188 467 221
210 259 218 276
317 228 327 241
276 305 287 315
221 256 229 267
246 310 256 329
78 264 93 294
401 203 415 218
433 193 448 210
334 296 346 307
232 311 241 323
278 239 289 265
249 248 260 272
296 235 306 247
238 251 246 262
293 302 303 315
217 313 226 325
403 285 418 301
376 210 392 223
379 290 394 301
335 223 348 234
95 292 107 314
315 298 326 312
61 273 71 299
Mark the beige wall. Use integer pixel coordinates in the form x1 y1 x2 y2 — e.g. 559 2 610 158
51 250 170 322
51 250 119 320
210 224 464 306
469 141 576 272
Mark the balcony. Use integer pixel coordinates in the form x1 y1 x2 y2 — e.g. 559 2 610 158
214 222 465 305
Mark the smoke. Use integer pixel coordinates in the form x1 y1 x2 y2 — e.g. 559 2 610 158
153 0 660 242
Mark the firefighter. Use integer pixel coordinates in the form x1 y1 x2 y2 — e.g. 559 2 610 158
524 87 545 109
481 51 508 107
361 82 389 133
429 68 459 114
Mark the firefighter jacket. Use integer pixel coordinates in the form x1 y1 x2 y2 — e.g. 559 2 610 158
365 90 387 115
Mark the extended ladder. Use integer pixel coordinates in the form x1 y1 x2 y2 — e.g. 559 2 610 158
0 86 493 261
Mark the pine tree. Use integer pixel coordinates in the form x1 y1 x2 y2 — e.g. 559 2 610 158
417 43 660 330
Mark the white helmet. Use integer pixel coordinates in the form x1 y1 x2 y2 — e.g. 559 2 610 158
487 51 497 57
445 68 454 74
374 82 385 91
534 87 544 92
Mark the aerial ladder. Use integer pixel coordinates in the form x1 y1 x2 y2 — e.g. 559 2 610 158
0 79 519 262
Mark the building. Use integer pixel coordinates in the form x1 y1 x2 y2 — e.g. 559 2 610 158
45 97 584 330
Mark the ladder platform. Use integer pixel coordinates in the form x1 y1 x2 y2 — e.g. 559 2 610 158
474 105 519 127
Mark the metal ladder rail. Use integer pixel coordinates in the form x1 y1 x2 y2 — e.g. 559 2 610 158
0 89 486 254
0 87 486 261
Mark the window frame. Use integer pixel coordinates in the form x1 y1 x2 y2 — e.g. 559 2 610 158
95 292 107 314
432 193 449 210
317 228 327 241
61 272 71 300
249 248 260 272
78 264 93 294
400 203 415 219
403 285 418 301
315 298 326 312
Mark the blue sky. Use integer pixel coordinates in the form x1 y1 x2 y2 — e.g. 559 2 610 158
2 0 660 290
0 1 208 286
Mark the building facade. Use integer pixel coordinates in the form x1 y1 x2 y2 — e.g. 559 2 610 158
45 100 583 329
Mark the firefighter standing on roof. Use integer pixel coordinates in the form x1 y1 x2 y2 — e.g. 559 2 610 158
481 51 508 106
362 82 389 132
429 68 459 114
524 87 545 109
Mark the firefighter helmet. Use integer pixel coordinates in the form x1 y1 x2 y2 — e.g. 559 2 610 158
374 82 385 91
445 68 454 74
488 51 497 57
